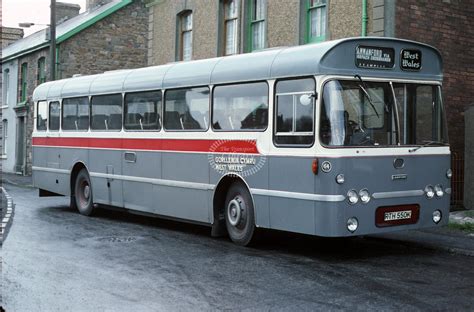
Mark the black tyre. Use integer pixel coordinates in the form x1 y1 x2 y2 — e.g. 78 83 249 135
74 169 94 216
224 181 256 246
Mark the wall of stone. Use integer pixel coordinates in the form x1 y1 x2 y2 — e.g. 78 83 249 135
395 0 474 156
328 0 374 39
267 0 299 48
464 106 474 209
58 0 148 78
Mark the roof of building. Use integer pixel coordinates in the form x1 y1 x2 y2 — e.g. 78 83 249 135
1 0 132 63
33 37 443 101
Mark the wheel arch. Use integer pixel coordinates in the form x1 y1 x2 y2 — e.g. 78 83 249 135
211 173 254 237
70 161 89 196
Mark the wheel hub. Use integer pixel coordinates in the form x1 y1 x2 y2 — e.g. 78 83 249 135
83 185 90 199
228 197 245 227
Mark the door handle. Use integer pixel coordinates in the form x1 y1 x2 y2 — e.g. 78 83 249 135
124 152 137 163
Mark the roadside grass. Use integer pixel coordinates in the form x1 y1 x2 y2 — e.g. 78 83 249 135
448 221 474 233
463 210 474 218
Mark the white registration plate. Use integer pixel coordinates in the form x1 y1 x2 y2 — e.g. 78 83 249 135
384 210 412 221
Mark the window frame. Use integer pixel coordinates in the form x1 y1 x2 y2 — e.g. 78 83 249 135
211 80 269 132
178 10 193 61
124 90 163 132
20 62 28 103
223 0 240 56
247 0 266 52
61 96 90 132
306 0 327 43
3 69 10 106
273 76 317 148
48 101 61 132
163 86 210 132
2 119 8 156
37 57 46 85
90 93 123 132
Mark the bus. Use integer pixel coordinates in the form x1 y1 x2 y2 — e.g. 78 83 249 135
32 37 450 246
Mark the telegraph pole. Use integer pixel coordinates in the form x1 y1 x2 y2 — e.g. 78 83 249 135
50 0 56 81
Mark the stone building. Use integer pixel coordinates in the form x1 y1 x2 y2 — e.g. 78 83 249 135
1 0 148 175
147 0 473 205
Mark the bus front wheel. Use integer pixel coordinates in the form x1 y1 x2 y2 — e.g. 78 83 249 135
74 169 94 216
224 182 255 246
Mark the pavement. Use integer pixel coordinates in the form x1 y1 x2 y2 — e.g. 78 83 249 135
1 171 473 255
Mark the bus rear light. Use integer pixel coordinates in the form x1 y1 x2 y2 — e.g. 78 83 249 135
347 190 359 204
312 159 318 175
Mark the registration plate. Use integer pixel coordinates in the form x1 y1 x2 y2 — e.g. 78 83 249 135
384 210 412 221
376 204 420 227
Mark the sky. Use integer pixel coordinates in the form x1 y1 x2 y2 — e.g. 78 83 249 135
3 0 87 36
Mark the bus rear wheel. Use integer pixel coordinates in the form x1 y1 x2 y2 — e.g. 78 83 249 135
74 169 94 216
224 182 255 246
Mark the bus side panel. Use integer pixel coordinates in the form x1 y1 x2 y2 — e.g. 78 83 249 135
59 146 89 196
33 146 69 196
88 149 123 208
267 156 316 235
122 150 161 213
158 152 209 223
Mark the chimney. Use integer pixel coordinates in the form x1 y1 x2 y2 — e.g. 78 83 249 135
86 0 113 11
1 27 24 49
56 2 81 24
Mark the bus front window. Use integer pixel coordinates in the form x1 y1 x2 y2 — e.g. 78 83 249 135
320 80 448 147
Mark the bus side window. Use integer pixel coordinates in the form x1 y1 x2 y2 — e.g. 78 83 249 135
164 87 209 131
274 78 315 146
91 94 123 131
62 97 89 131
124 91 162 131
37 101 48 131
49 101 60 131
212 82 268 131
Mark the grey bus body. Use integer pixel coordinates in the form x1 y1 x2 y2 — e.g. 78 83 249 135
32 37 451 239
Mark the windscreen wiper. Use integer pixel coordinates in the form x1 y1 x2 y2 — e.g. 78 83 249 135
409 140 446 153
354 75 380 118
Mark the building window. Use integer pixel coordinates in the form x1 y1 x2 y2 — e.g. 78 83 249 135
2 69 9 106
223 0 240 55
306 0 326 43
2 119 7 156
37 57 46 85
178 11 193 61
20 62 28 103
248 0 266 51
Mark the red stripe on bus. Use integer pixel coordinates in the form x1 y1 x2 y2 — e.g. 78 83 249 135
32 137 260 154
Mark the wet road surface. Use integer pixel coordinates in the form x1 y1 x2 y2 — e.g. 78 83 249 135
2 185 473 311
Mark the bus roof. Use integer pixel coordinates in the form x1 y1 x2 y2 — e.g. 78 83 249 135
33 37 443 101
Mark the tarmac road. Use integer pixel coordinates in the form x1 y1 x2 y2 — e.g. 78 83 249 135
2 184 473 311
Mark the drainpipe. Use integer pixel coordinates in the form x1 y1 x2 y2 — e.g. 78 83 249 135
362 0 368 36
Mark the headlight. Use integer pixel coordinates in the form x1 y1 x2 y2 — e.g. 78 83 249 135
359 189 371 203
425 185 435 199
347 217 358 233
347 190 359 204
434 184 444 197
446 169 452 179
432 210 442 224
336 174 345 184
